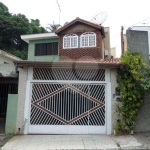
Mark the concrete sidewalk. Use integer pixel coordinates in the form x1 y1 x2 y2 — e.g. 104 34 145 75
1 134 145 150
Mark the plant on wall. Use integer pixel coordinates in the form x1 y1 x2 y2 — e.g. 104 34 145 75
115 51 147 134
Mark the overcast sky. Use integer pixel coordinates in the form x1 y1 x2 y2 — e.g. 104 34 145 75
1 0 150 57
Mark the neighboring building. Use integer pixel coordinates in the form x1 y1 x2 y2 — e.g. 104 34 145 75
125 27 150 132
0 49 21 134
110 47 116 58
126 28 149 64
12 18 120 135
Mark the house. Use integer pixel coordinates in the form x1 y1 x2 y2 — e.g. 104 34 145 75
121 27 150 132
11 17 120 135
0 49 21 134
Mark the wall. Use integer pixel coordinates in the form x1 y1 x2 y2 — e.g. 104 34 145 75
0 55 14 64
28 38 59 61
132 26 150 56
110 69 118 133
58 23 103 61
126 30 149 64
5 94 18 135
16 67 28 134
134 92 150 132
126 29 150 132
110 47 116 58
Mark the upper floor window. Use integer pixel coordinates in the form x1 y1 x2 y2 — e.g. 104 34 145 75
35 42 58 56
81 32 96 47
63 34 78 49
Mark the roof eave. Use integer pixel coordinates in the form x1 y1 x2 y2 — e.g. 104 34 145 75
13 61 121 68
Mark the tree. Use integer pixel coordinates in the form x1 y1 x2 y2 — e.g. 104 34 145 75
0 2 10 16
46 21 60 32
0 2 47 59
30 19 47 34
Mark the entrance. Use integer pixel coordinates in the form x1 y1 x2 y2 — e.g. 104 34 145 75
0 78 18 133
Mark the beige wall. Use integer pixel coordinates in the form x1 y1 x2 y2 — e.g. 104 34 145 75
110 69 118 133
16 67 28 133
103 27 111 58
110 47 116 58
124 34 127 52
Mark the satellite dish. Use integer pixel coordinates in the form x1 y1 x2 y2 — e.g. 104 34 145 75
91 12 107 25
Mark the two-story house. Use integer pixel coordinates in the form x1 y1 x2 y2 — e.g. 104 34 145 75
12 18 120 135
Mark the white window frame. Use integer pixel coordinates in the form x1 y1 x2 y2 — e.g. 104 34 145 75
63 34 78 49
80 32 96 47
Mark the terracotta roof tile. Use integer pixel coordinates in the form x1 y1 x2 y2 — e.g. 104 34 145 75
59 58 120 64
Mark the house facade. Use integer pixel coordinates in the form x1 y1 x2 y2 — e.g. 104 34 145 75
12 18 120 135
0 49 21 134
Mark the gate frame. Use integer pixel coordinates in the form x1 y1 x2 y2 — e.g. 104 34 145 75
24 67 112 135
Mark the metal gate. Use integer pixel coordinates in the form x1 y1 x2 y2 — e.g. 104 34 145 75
29 83 106 134
0 83 18 120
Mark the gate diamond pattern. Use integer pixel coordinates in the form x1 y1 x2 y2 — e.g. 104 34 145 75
30 83 105 126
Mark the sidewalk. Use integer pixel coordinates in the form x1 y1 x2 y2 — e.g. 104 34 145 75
1 134 145 150
133 132 150 149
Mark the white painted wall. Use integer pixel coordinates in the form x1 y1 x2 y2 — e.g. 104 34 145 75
0 55 16 76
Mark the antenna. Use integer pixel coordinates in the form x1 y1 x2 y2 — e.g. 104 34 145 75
56 0 61 24
91 12 107 25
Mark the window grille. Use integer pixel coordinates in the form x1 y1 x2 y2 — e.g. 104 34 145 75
35 43 58 56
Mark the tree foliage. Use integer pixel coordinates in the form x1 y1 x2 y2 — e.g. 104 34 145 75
46 21 60 32
0 2 47 59
115 51 147 133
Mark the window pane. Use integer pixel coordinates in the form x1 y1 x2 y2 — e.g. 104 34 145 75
52 43 58 55
81 36 84 47
89 35 95 46
41 44 47 55
85 36 88 46
47 43 53 55
35 44 42 56
71 37 77 47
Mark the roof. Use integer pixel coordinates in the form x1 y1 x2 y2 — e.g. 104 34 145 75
13 59 120 68
0 49 22 61
21 33 58 43
55 17 104 35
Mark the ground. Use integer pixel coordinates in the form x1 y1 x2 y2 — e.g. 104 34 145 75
1 133 150 150
133 132 150 149
0 135 13 149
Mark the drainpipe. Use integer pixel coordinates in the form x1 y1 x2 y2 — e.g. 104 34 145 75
121 26 124 55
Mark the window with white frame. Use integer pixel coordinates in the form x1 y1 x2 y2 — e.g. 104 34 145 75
81 32 96 47
63 34 78 49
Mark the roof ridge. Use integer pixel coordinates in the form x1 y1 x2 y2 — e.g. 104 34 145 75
55 17 103 34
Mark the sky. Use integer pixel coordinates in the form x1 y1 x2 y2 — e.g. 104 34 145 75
1 0 150 57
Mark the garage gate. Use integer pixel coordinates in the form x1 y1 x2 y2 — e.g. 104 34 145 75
28 68 109 134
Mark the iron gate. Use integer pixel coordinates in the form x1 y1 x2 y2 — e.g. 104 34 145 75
29 83 106 134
